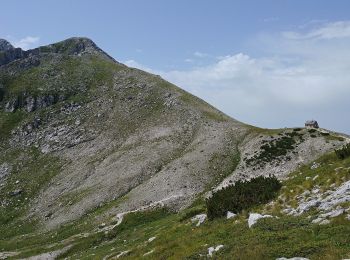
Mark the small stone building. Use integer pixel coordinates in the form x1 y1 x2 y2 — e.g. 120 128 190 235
305 120 319 129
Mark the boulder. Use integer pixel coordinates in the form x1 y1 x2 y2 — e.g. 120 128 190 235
9 189 23 196
227 211 237 219
191 213 207 227
5 99 18 112
248 213 273 228
208 245 224 257
24 96 36 112
276 257 309 260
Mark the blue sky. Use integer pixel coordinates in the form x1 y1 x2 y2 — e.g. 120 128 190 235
1 0 350 133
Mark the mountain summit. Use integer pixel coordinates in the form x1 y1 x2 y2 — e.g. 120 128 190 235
0 39 14 51
0 37 115 67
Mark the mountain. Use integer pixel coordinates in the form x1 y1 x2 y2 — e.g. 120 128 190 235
0 39 15 52
0 38 349 259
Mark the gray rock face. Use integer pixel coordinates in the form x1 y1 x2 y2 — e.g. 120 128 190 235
0 37 114 67
0 162 11 180
43 37 103 55
284 180 350 224
4 94 59 113
5 98 18 112
0 39 14 51
24 96 36 112
0 46 25 66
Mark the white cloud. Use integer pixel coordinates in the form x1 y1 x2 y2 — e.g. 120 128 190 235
283 21 350 40
125 21 350 133
13 36 40 50
263 17 279 23
184 58 193 63
193 51 209 58
124 59 155 73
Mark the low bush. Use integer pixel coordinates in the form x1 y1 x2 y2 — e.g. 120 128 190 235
206 176 281 220
335 143 350 160
245 136 297 167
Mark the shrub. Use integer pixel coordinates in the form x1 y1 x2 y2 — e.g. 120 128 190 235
206 176 281 220
245 135 298 167
335 144 350 160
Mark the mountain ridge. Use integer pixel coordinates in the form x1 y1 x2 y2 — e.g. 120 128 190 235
0 37 349 259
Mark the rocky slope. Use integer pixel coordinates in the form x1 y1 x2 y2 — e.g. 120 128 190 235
0 37 247 230
0 37 349 259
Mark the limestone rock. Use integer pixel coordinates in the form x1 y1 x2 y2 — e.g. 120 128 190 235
9 189 23 196
227 211 237 219
191 214 207 227
208 245 224 257
248 213 273 228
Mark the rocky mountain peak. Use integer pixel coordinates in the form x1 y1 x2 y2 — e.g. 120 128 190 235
44 37 101 55
0 39 15 52
0 36 115 67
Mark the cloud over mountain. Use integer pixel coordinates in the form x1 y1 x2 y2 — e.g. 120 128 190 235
126 21 350 133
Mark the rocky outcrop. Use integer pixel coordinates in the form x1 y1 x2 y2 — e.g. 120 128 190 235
248 213 273 228
191 214 207 226
4 98 18 112
207 245 224 257
0 39 14 51
0 47 26 66
3 94 60 113
0 37 115 67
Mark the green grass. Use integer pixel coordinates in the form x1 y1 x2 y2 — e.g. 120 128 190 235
43 207 349 259
0 147 64 240
272 151 350 213
0 53 123 110
1 150 349 259
0 111 25 140
206 148 241 188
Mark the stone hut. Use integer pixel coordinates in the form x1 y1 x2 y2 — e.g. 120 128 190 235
305 120 319 129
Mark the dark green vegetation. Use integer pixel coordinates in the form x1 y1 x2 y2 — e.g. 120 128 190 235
0 111 25 139
206 176 281 220
244 128 345 168
245 131 304 167
335 143 350 160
